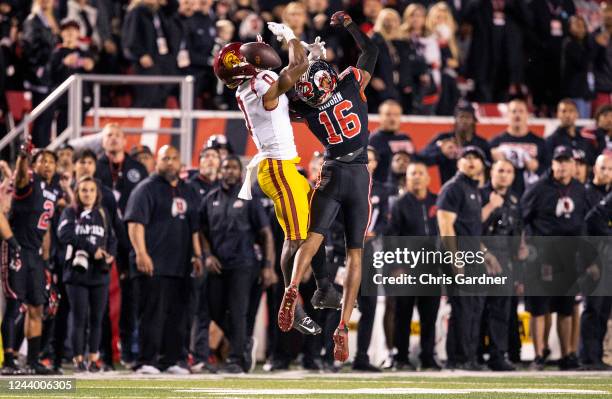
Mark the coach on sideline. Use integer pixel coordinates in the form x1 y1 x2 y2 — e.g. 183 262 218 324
437 146 501 370
125 145 203 374
199 155 275 374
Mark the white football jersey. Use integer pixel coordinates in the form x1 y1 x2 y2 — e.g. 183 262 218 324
236 71 298 160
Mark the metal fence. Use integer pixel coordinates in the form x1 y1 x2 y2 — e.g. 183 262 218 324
0 74 194 165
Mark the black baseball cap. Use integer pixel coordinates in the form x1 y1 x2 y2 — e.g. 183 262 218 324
552 145 573 161
460 145 489 166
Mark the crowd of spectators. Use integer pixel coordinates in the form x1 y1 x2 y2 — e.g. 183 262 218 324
1 0 612 145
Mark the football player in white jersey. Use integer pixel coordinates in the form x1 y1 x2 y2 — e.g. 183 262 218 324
213 23 341 336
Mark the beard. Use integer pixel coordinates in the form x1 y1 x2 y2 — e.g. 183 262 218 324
160 169 178 182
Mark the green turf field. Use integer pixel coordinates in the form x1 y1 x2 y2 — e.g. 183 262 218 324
0 372 611 399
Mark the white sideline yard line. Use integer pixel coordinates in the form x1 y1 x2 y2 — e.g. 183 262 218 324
175 388 610 395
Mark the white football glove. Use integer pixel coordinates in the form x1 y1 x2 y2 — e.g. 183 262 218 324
301 36 327 61
267 22 297 43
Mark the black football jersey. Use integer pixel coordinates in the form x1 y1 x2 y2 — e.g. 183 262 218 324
295 67 370 164
11 173 62 251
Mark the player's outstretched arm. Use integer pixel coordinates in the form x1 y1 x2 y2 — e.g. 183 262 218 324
331 11 378 87
263 22 308 107
15 139 33 189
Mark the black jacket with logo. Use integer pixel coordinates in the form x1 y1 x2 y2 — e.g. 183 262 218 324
521 172 588 236
199 184 269 270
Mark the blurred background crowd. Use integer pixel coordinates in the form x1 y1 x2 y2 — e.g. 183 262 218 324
0 0 611 138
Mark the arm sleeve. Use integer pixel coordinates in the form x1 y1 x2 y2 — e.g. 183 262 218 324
188 187 200 234
199 196 210 238
345 22 378 75
387 199 404 236
520 184 539 228
103 208 118 258
585 194 611 235
419 137 443 166
436 183 462 213
251 71 279 98
124 183 152 225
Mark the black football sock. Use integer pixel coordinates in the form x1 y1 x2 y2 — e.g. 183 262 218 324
27 336 41 366
311 244 330 289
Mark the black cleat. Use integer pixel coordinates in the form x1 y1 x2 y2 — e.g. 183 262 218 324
88 361 102 373
420 358 442 371
27 361 55 375
488 359 516 371
559 353 580 370
293 305 322 335
220 361 245 374
529 356 545 371
311 285 342 310
302 357 323 371
352 361 382 372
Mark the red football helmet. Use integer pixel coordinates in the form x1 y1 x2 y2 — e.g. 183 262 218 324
213 42 258 89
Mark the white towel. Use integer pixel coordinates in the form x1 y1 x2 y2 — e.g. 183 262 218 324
238 152 267 200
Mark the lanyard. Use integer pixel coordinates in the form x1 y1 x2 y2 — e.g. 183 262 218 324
152 14 165 39
109 160 123 188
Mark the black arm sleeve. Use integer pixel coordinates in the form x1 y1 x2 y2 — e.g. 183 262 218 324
345 22 378 75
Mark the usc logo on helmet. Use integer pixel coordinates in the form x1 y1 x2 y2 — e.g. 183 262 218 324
222 51 242 69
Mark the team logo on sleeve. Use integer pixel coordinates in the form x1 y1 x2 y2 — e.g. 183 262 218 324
171 197 188 218
127 169 142 183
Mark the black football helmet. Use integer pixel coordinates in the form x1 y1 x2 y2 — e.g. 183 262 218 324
295 60 338 107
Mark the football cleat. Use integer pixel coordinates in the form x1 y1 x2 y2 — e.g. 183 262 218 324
293 314 322 336
333 322 349 362
311 285 342 310
278 284 298 332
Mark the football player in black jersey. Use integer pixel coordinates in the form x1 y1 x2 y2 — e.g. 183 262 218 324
4 145 63 374
279 11 378 362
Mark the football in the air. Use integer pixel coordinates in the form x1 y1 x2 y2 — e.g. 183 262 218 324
240 42 282 70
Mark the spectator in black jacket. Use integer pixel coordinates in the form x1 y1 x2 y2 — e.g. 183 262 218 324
21 0 59 147
368 100 415 183
521 145 589 370
526 0 575 116
464 0 530 102
367 8 401 110
94 123 148 366
594 104 612 154
490 99 547 195
49 19 95 135
178 0 216 108
421 104 491 184
388 158 440 371
561 15 595 118
122 0 175 107
57 176 117 373
545 99 595 165
591 5 612 113
397 3 439 115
